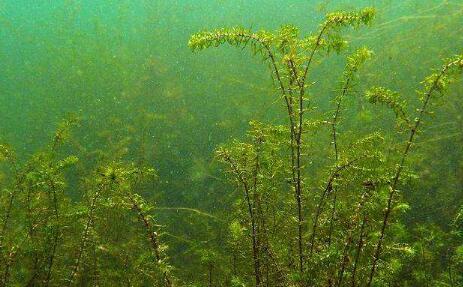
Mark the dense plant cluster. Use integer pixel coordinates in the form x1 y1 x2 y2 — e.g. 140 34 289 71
0 118 174 286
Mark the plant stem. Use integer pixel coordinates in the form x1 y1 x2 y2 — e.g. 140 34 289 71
351 216 367 287
223 153 261 286
66 183 104 286
127 193 172 287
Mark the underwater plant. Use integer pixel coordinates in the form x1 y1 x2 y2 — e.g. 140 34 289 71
0 116 175 287
65 161 173 287
0 117 79 286
190 7 376 277
189 7 463 287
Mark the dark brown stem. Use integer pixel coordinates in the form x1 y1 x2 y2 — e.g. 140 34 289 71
26 257 40 287
0 187 17 287
208 262 213 287
0 165 20 259
127 193 172 287
286 47 307 277
266 43 306 274
25 179 43 287
44 236 59 287
253 137 265 286
296 24 336 271
326 70 354 248
447 249 454 287
351 216 367 287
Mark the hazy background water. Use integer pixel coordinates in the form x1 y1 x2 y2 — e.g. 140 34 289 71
1 0 462 279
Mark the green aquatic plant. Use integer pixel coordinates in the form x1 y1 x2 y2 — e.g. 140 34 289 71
190 7 377 285
365 87 409 127
0 117 79 287
65 161 173 286
0 116 175 286
190 7 463 287
216 121 288 286
190 8 376 279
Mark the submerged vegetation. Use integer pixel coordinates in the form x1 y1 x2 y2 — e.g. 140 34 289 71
189 7 463 286
1 1 463 287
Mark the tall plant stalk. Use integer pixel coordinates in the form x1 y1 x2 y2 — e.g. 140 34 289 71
218 149 262 286
308 47 372 259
